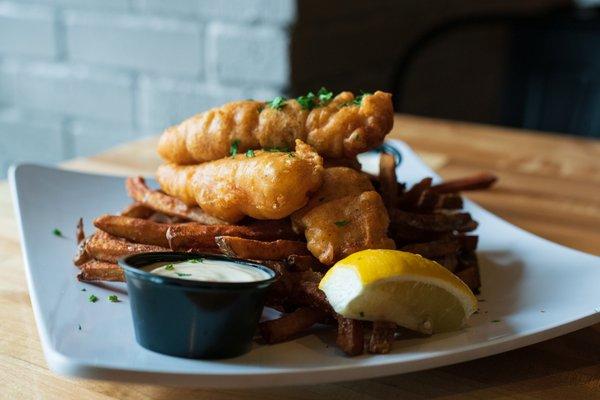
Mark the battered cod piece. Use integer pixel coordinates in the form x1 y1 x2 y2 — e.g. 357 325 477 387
157 140 324 223
292 168 395 265
157 91 393 163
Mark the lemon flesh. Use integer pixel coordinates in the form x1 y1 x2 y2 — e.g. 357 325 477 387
319 250 478 334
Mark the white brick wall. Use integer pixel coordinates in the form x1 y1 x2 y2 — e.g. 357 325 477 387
0 108 64 176
65 12 204 76
207 23 290 86
6 61 135 124
0 0 293 177
0 2 57 58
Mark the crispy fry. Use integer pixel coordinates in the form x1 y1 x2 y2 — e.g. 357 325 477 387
455 250 481 292
415 190 439 212
126 177 228 225
368 321 397 354
433 254 458 272
77 260 125 282
259 308 326 344
430 172 498 194
398 177 432 209
85 231 168 263
215 236 310 260
455 265 480 292
167 219 298 250
400 238 461 259
120 202 155 219
391 209 478 233
285 254 326 272
378 152 398 210
94 214 170 247
76 218 85 244
336 318 364 356
436 193 463 210
73 236 91 267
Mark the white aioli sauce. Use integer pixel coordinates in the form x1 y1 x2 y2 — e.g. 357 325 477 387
147 259 270 283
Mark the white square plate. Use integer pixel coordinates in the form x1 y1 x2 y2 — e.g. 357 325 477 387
9 140 600 388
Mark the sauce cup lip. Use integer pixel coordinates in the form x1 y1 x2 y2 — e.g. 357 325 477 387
118 252 278 290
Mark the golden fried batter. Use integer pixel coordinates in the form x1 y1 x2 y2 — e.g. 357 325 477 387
157 140 324 223
157 91 393 163
292 167 395 265
296 191 395 265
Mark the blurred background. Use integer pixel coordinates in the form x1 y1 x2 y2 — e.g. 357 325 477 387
0 0 598 177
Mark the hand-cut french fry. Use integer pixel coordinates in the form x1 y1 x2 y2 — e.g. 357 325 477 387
455 250 481 292
120 202 155 219
126 177 229 225
436 193 463 210
457 235 478 251
215 236 310 260
336 317 364 356
73 237 91 267
379 152 398 210
94 214 170 247
73 218 91 266
259 307 326 344
398 177 432 209
76 218 85 244
430 172 498 194
166 219 298 250
368 321 397 354
285 254 326 272
415 189 439 212
77 260 125 282
455 265 480 292
85 231 168 263
391 209 478 232
400 238 461 259
433 253 458 272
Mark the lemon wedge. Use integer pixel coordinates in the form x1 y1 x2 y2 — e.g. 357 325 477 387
319 249 478 334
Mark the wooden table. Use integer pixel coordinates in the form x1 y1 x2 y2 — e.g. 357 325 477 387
1 115 599 399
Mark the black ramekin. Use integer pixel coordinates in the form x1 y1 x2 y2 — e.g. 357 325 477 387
118 252 277 359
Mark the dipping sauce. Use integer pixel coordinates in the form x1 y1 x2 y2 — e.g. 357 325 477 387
146 258 271 283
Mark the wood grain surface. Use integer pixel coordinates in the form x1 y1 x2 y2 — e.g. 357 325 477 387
1 114 599 399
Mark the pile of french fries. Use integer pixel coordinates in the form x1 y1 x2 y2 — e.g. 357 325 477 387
73 153 496 356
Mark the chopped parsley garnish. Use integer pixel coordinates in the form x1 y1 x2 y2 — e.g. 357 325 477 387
334 220 350 227
189 258 204 263
297 91 317 110
77 324 82 331
229 139 240 157
267 96 286 110
491 319 500 323
108 295 119 303
340 91 372 108
317 87 333 105
353 91 371 105
81 288 86 292
264 146 290 152
164 264 175 271
52 228 63 237
359 311 365 318
88 294 98 303
287 152 295 158
176 273 191 277
245 149 255 158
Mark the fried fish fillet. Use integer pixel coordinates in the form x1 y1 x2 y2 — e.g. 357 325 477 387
292 167 395 265
157 140 324 223
157 91 393 163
